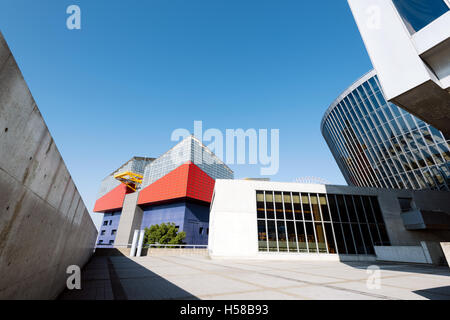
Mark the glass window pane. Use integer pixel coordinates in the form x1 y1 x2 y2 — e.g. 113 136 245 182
283 193 294 220
336 195 349 222
370 224 382 246
360 223 374 254
342 224 356 254
351 224 366 254
370 197 385 224
332 223 347 254
344 195 358 222
302 193 312 220
265 192 275 219
293 193 302 220
286 221 297 252
315 223 327 253
257 220 267 251
324 223 337 254
392 0 449 34
277 221 288 252
328 195 340 222
311 194 321 221
267 220 277 252
305 222 317 253
257 192 265 219
275 192 284 220
296 222 308 252
320 195 331 221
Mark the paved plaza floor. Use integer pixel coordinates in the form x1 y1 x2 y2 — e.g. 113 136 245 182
59 254 450 300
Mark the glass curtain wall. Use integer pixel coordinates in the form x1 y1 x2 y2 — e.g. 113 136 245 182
256 191 390 255
322 71 450 192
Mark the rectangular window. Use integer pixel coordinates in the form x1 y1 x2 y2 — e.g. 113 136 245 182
275 192 284 220
351 224 366 255
311 194 321 221
360 223 375 254
332 223 347 254
277 221 288 252
344 195 358 222
100 230 105 235
342 224 356 254
103 221 108 226
324 223 337 254
286 221 297 252
296 222 308 252
257 220 268 251
336 195 349 222
328 195 340 222
256 191 265 219
305 222 317 253
111 229 116 235
267 220 277 252
302 193 312 220
109 240 114 245
392 0 449 34
315 223 327 253
265 192 275 219
320 195 331 221
283 193 294 220
292 193 303 220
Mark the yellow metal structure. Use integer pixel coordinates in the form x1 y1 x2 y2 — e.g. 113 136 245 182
114 171 143 192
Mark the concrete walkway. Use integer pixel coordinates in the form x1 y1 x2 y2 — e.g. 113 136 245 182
59 254 450 300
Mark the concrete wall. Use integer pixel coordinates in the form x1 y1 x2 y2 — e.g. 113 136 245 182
0 32 98 299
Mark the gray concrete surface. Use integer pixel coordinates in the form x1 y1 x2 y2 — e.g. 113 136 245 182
0 31 98 299
114 192 142 247
59 254 450 300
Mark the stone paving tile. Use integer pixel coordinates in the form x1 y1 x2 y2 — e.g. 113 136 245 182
224 272 308 289
330 280 429 300
380 274 450 290
60 254 450 300
202 289 304 300
120 277 198 300
282 285 383 300
165 273 261 297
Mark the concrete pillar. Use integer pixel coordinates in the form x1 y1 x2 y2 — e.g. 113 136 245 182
114 192 143 248
129 230 139 257
136 230 145 257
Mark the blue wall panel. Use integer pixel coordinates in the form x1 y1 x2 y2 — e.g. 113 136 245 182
141 201 210 245
97 210 122 247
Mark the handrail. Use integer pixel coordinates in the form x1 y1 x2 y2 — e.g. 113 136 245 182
97 244 208 249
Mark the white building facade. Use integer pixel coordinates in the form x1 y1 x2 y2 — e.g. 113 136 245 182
209 180 450 261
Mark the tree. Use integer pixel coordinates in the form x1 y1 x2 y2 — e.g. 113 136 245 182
144 223 186 246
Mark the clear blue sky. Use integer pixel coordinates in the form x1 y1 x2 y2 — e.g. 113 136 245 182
0 0 373 229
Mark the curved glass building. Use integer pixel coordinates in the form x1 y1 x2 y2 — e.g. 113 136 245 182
321 70 450 191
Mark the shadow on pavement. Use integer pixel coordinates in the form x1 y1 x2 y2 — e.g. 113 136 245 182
342 260 450 277
413 286 450 300
58 249 199 300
